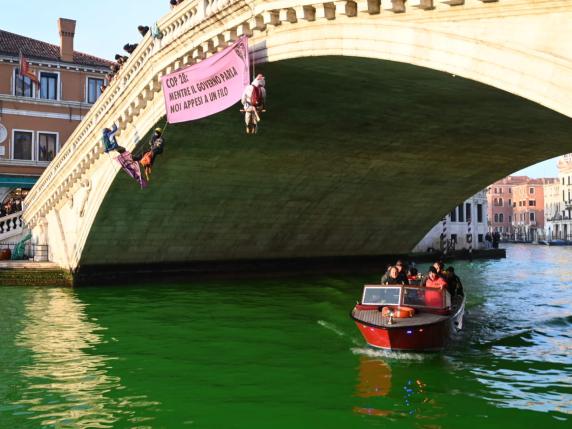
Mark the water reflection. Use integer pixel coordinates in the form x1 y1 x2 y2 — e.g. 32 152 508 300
13 288 122 428
353 356 437 422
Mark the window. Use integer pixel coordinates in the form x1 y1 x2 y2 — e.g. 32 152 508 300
457 204 464 222
40 72 58 100
494 213 499 222
450 208 457 222
466 203 471 221
13 68 34 97
529 200 536 206
499 188 503 194
478 234 483 243
509 199 511 206
498 198 503 207
37 133 57 161
87 77 104 103
499 213 504 223
509 215 512 223
509 188 512 193
529 187 535 194
12 131 33 160
477 204 483 223
530 212 535 222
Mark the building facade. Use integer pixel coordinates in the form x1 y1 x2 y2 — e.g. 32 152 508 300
0 19 110 221
486 175 528 238
545 154 572 240
511 178 556 241
543 179 560 239
414 191 489 253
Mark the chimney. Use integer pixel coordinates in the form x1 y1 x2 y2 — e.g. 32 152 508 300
58 18 76 62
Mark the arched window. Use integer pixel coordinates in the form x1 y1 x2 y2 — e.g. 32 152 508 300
499 213 504 222
494 214 499 222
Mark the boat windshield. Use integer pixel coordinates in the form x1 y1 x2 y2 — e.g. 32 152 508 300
402 286 451 309
360 285 451 309
361 286 401 306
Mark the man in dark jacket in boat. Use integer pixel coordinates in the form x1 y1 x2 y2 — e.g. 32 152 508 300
444 266 464 297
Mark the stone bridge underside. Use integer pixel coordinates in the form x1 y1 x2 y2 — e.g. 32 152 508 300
78 56 572 281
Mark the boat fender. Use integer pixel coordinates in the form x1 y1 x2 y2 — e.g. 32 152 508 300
381 306 415 319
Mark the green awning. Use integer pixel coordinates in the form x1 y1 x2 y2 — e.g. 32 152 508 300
0 175 38 188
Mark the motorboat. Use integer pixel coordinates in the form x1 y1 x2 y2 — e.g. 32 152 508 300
541 239 569 246
351 284 465 352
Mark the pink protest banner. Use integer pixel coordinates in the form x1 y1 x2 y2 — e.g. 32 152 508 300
161 36 250 124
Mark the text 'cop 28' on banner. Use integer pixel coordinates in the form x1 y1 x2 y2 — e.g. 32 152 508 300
161 36 250 124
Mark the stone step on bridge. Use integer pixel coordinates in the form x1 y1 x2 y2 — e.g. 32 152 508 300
21 0 572 284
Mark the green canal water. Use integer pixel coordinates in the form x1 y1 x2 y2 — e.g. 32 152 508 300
1 244 571 428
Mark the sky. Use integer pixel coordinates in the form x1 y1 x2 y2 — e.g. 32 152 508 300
0 1 566 179
512 156 560 179
1 0 167 61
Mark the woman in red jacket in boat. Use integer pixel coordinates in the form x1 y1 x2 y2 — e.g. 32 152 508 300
424 266 448 307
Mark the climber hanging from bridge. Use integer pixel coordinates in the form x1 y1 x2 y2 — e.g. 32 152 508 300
133 127 166 182
101 124 126 153
241 74 266 135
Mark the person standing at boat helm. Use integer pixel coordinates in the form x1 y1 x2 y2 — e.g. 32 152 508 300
444 266 464 297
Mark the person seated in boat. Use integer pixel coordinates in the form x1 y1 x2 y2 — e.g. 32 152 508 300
425 266 447 289
424 266 448 307
433 260 446 277
381 266 409 285
407 267 421 285
394 259 408 281
444 266 464 297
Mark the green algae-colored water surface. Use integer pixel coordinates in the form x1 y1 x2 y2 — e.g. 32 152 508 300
1 244 571 428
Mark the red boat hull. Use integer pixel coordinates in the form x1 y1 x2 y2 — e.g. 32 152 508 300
354 319 449 351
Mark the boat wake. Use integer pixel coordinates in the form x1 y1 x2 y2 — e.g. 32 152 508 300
317 320 346 337
317 320 362 346
350 347 428 361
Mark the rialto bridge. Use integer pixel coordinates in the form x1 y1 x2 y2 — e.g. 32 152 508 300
22 0 572 284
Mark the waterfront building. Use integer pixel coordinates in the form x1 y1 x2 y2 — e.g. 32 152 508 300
414 191 489 253
545 154 572 240
486 176 528 239
0 19 110 224
543 178 561 240
511 178 556 242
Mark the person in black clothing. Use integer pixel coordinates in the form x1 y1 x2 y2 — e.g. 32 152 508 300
492 231 500 248
123 43 138 54
444 266 464 297
115 54 128 65
138 25 149 37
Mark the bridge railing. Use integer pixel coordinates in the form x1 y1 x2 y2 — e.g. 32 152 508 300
0 211 24 242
